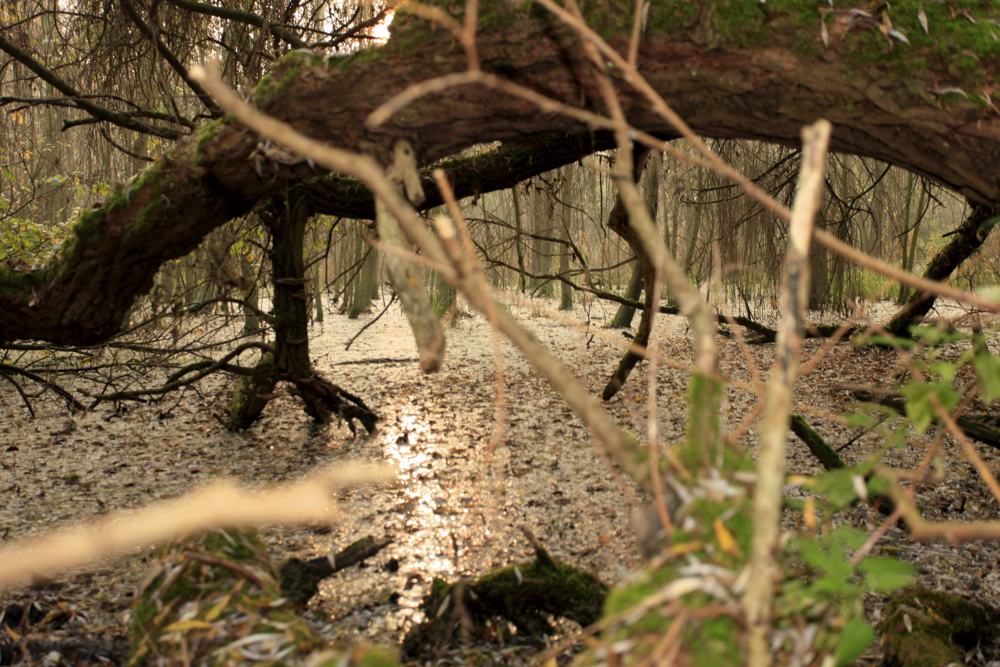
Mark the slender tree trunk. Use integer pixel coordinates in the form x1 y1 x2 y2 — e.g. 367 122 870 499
898 177 927 305
609 261 643 326
559 167 574 311
683 170 705 277
896 171 916 305
349 233 376 319
313 266 324 323
884 201 998 337
512 185 526 293
529 177 553 296
239 250 261 335
602 146 654 400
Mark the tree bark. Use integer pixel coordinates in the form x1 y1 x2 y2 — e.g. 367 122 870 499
6 4 1000 343
609 260 643 327
255 201 377 433
558 167 574 311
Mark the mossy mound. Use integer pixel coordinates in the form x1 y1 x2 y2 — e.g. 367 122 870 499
402 543 607 660
128 527 400 667
880 586 1000 667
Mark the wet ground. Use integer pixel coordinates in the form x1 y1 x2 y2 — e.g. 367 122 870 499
2 295 1000 665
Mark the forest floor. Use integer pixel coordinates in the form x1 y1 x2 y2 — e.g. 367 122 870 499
0 294 999 666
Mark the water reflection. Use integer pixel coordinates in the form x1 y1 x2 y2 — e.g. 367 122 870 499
305 307 640 653
318 398 491 639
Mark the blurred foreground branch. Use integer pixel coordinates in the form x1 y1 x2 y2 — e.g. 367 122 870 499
0 462 393 591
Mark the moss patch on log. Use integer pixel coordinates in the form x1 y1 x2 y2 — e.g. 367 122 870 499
402 541 607 659
880 586 1000 667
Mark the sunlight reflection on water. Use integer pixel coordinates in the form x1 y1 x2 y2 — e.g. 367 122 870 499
306 303 637 647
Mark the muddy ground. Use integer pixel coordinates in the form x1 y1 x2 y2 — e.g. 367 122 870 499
0 295 999 665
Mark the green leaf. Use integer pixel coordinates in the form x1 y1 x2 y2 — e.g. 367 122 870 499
929 361 956 383
885 425 908 449
834 619 875 666
862 334 917 349
910 325 967 346
845 411 877 428
827 524 867 551
900 379 960 434
794 539 852 577
811 469 861 510
858 556 914 592
974 349 1000 404
810 573 858 596
866 474 890 495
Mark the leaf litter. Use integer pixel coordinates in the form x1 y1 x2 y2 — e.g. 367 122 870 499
0 296 999 664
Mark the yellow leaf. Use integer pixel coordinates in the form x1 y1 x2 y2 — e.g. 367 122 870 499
714 518 740 557
163 619 212 632
803 496 816 535
6 626 19 642
204 593 232 622
666 540 704 558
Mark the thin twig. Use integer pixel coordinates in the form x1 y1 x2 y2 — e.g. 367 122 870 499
744 120 830 667
344 293 397 351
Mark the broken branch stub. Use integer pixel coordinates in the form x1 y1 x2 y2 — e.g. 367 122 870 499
375 139 445 373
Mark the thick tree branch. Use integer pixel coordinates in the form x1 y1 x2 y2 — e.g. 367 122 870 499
297 131 620 219
163 0 309 50
4 4 1000 344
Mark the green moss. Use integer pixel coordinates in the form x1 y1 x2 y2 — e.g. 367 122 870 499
0 263 48 292
255 50 327 108
639 1 1000 109
880 586 1000 667
201 527 266 560
689 615 741 665
831 1 1000 98
335 44 387 67
645 1 698 35
68 208 105 253
194 118 227 166
406 552 606 657
353 646 401 667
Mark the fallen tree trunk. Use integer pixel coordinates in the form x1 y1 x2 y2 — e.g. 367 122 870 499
5 3 1000 344
402 531 607 660
789 414 846 471
279 535 393 605
789 414 895 514
841 384 1000 450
